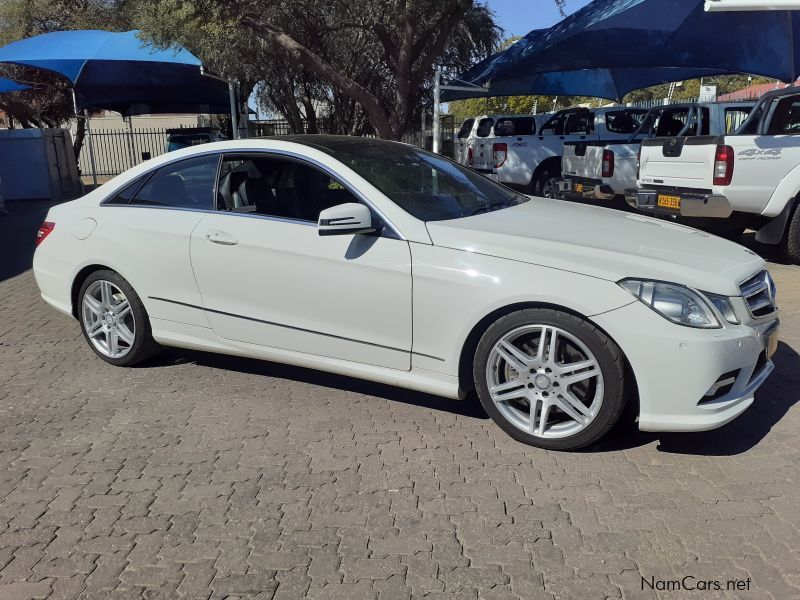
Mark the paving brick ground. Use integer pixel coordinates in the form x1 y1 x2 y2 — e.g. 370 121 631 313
1 206 799 599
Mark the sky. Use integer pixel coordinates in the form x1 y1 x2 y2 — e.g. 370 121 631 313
487 0 593 39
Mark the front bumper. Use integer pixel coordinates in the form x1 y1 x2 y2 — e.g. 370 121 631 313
627 188 733 218
558 178 615 201
593 300 779 432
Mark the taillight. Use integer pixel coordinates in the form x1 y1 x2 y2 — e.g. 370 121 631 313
636 147 641 179
36 221 55 247
467 147 474 167
713 144 734 186
493 143 508 168
602 149 615 178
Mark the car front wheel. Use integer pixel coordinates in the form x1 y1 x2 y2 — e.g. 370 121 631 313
78 270 159 366
473 308 627 450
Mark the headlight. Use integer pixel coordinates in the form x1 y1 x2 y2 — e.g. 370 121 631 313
704 293 740 325
619 279 721 328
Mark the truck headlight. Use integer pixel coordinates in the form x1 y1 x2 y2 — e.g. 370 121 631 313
619 279 722 329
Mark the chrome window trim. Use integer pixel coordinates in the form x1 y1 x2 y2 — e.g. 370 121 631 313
99 146 406 240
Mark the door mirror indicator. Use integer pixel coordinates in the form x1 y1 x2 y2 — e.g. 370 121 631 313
318 203 375 236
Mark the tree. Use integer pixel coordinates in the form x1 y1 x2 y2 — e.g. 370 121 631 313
134 0 499 139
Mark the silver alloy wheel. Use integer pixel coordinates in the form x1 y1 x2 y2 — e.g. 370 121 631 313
542 177 560 199
82 280 136 359
485 324 604 439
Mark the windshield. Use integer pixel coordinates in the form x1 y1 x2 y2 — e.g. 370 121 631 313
167 134 213 152
306 138 528 222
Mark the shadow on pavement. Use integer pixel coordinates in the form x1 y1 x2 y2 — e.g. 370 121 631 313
0 200 62 283
592 341 800 456
156 347 491 420
153 339 798 456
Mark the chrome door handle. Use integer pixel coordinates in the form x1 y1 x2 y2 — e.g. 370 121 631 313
205 230 238 246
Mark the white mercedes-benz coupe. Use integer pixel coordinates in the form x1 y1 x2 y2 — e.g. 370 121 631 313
33 136 779 450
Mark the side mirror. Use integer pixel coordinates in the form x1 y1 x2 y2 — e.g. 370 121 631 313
318 203 375 236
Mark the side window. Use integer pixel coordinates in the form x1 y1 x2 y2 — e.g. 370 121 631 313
725 107 752 133
564 110 593 135
655 108 689 137
495 117 534 136
457 119 475 139
605 110 647 134
217 154 360 222
767 97 800 134
540 113 566 136
494 119 515 137
131 154 219 209
476 118 494 137
105 174 148 205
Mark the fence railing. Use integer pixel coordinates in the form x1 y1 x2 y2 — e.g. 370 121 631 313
79 117 456 178
79 127 169 177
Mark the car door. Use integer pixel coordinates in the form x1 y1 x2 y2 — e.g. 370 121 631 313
97 153 220 328
189 152 413 371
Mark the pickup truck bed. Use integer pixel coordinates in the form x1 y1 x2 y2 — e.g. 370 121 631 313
630 88 800 262
559 102 754 208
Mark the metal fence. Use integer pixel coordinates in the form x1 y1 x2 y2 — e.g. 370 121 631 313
80 117 456 178
79 127 169 177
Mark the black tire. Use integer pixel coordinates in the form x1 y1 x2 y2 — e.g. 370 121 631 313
783 202 800 264
532 166 561 199
77 269 160 366
473 308 627 451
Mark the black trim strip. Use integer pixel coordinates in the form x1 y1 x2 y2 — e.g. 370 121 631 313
148 296 445 361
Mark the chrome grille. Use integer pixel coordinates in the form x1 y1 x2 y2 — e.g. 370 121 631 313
740 270 777 318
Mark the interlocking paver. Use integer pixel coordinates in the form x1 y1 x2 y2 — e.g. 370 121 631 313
1 212 800 600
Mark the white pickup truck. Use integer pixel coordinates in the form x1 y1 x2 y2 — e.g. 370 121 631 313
558 101 754 204
485 106 650 196
631 87 800 262
455 114 547 171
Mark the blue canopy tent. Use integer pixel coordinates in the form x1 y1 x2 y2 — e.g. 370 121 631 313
0 30 233 115
0 30 238 184
442 48 733 102
0 77 29 93
488 0 800 84
442 25 736 102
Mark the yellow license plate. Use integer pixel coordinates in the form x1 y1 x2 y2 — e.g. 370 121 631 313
657 194 681 209
574 183 584 193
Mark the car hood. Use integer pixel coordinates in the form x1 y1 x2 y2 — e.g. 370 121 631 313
425 198 764 296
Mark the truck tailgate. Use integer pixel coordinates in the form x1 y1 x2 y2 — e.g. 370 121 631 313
639 137 718 189
472 138 494 171
562 142 604 179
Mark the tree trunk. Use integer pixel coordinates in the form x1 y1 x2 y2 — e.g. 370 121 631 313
242 18 395 139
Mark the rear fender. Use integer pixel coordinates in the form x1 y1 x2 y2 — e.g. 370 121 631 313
762 161 800 217
755 197 797 245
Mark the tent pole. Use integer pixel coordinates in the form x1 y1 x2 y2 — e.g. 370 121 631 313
84 109 98 188
433 67 441 154
73 90 98 188
229 81 239 140
125 115 136 169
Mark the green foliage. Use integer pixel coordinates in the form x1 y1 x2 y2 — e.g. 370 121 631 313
622 75 776 103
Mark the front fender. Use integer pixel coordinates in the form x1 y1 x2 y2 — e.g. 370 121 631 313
409 243 633 376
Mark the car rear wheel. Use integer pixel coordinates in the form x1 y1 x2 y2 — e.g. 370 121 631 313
473 308 627 450
78 270 159 366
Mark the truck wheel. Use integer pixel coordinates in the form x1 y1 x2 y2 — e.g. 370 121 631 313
533 167 561 199
784 203 800 264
